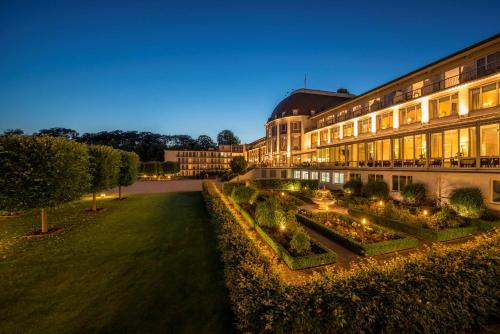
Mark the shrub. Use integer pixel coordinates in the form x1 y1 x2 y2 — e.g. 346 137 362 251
450 187 486 218
230 185 258 205
343 179 363 195
255 197 286 229
162 161 180 174
290 231 311 256
251 179 318 191
401 182 426 205
362 180 389 200
229 156 247 175
0 135 90 232
429 205 465 229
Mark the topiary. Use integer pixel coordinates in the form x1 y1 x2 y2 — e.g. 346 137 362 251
449 187 486 218
362 181 389 200
255 197 286 229
343 179 363 196
290 230 311 256
401 183 426 205
231 185 258 205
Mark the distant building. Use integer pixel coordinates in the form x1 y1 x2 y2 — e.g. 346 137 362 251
164 144 245 177
244 34 500 209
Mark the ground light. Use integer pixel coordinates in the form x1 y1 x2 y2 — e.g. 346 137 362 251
100 193 106 198
279 224 286 231
379 200 384 206
423 209 428 216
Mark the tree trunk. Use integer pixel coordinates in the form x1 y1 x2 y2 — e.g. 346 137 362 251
41 208 48 233
92 192 97 212
119 185 122 199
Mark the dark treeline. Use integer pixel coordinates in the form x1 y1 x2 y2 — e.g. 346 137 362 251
2 128 240 161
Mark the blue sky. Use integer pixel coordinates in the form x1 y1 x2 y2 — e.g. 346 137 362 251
0 0 499 142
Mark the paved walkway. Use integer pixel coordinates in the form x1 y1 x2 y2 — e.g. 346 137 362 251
106 180 204 195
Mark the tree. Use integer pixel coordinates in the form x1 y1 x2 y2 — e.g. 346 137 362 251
117 151 140 199
88 145 121 211
162 161 180 174
217 130 240 145
0 135 90 233
230 156 247 179
196 135 216 150
38 127 79 140
2 129 24 136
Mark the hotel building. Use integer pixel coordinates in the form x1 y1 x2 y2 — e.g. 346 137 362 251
245 34 500 209
165 144 245 177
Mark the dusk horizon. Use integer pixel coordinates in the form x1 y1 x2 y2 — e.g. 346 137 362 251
2 1 499 142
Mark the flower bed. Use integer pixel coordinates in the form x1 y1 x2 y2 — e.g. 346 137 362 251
349 208 478 242
203 181 500 333
225 189 336 270
297 211 417 256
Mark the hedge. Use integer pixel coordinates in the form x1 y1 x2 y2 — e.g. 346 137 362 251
203 181 500 333
227 194 336 270
349 209 478 242
250 179 319 190
472 218 500 231
230 185 258 205
296 214 417 256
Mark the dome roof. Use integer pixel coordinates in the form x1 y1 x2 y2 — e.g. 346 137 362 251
268 89 354 121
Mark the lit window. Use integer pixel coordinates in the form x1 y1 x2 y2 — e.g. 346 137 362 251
333 172 344 184
358 118 371 134
399 104 421 125
302 171 309 179
343 122 354 137
392 175 412 191
430 94 458 119
311 171 319 180
294 170 301 179
321 172 330 183
493 180 500 203
377 111 393 130
469 83 498 110
480 124 499 156
330 127 340 141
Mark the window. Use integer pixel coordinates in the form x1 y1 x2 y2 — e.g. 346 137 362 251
318 118 325 127
320 130 328 144
358 118 371 134
431 133 442 158
343 122 354 137
270 170 276 178
350 173 361 181
459 127 476 157
480 123 499 156
399 104 421 125
292 109 299 116
291 121 301 133
333 172 345 184
470 82 499 110
280 135 287 151
310 132 318 148
367 142 375 160
280 123 287 134
493 180 500 203
368 174 383 182
415 134 427 159
291 135 301 150
311 171 319 180
392 175 412 191
261 169 267 178
321 172 330 183
302 171 309 180
294 170 301 179
393 138 402 160
358 143 366 162
330 127 340 141
430 93 458 119
377 111 393 130
403 136 414 160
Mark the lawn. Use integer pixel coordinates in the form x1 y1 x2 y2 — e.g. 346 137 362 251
0 192 233 333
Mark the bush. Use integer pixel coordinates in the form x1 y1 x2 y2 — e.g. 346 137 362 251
450 187 486 218
251 179 318 191
362 180 389 200
229 156 247 175
290 231 311 256
343 179 362 195
230 185 258 205
140 161 161 176
401 183 426 205
255 197 286 229
118 151 140 199
88 145 121 211
162 161 180 174
203 182 500 333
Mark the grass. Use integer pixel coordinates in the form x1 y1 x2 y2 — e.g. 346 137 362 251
0 192 233 333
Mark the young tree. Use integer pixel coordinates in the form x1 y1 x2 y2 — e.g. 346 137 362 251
117 151 140 199
162 161 180 174
88 145 121 211
217 129 240 145
230 156 247 181
0 135 90 233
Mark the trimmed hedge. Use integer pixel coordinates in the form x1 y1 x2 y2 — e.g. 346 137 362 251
251 179 319 190
472 218 500 231
349 208 478 242
228 195 336 270
230 185 258 204
203 181 500 333
296 214 417 256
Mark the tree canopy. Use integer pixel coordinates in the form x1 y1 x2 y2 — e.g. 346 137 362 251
217 130 240 145
37 127 79 140
229 156 247 175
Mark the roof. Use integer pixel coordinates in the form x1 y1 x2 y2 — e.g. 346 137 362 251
268 88 354 121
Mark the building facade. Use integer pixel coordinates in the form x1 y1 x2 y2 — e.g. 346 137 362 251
165 144 245 177
245 34 500 209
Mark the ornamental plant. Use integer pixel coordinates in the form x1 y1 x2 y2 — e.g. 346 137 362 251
117 151 140 199
230 185 258 205
0 135 90 233
88 145 121 211
290 230 311 256
343 179 362 196
401 182 426 205
449 187 486 218
255 197 286 229
362 180 389 200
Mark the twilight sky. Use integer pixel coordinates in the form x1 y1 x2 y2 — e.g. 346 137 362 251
0 0 499 143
